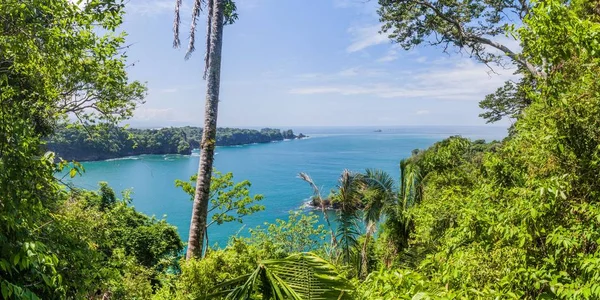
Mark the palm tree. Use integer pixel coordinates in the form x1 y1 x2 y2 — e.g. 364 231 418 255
298 172 337 249
361 168 397 225
333 169 363 266
358 168 396 278
298 170 364 266
357 164 425 273
399 158 423 209
298 166 424 272
173 0 232 259
209 252 353 299
376 160 423 267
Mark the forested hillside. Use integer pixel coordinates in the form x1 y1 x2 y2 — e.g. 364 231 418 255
46 125 305 161
2 0 600 299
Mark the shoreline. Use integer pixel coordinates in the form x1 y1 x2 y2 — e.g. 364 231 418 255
58 135 309 162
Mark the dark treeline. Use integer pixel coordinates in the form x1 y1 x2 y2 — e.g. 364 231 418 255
46 125 307 161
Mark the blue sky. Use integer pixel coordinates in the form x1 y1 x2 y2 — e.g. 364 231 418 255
120 0 517 127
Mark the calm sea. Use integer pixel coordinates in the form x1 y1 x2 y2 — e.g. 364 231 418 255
61 126 507 246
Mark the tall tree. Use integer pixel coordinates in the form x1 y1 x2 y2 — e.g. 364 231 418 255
173 0 236 259
175 0 223 259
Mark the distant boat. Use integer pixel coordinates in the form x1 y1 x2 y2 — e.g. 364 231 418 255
374 129 382 132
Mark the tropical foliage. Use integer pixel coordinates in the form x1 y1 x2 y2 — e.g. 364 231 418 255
246 211 328 258
0 0 145 298
3 0 600 298
176 170 265 251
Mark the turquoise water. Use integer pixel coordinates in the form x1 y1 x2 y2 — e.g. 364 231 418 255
62 126 507 246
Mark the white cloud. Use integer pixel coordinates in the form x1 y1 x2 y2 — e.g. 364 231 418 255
416 110 430 115
289 59 518 101
347 24 388 53
377 46 418 63
289 84 481 99
296 67 387 81
416 56 427 63
377 50 399 62
338 67 387 77
338 68 360 77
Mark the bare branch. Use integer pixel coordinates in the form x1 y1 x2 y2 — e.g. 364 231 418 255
519 0 530 18
470 35 543 77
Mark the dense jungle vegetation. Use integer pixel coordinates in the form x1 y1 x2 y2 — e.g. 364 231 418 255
2 0 600 299
46 125 304 161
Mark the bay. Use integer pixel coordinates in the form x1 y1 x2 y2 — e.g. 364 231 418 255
61 126 507 247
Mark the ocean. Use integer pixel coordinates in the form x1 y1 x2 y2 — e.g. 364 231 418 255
61 126 507 247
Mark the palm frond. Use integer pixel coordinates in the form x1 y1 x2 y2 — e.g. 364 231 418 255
202 0 214 78
209 253 353 299
364 168 395 192
298 172 337 248
298 172 320 198
173 0 183 47
208 273 252 299
185 0 203 60
335 209 360 265
361 168 396 224
264 253 354 300
399 159 423 209
337 169 362 212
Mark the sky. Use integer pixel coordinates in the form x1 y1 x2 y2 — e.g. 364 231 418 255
119 0 518 127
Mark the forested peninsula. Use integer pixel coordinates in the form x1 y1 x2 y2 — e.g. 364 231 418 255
46 125 307 161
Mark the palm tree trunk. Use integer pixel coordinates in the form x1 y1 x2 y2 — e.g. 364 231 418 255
360 221 375 279
186 0 225 260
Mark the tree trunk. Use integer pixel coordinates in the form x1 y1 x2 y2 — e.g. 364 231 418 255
360 221 375 279
186 0 225 260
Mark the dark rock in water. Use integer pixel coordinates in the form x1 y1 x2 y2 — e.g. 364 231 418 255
374 129 382 132
309 197 340 210
282 129 296 139
308 195 367 211
297 133 307 139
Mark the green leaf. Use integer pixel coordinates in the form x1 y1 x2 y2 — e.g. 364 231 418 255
1 281 10 299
